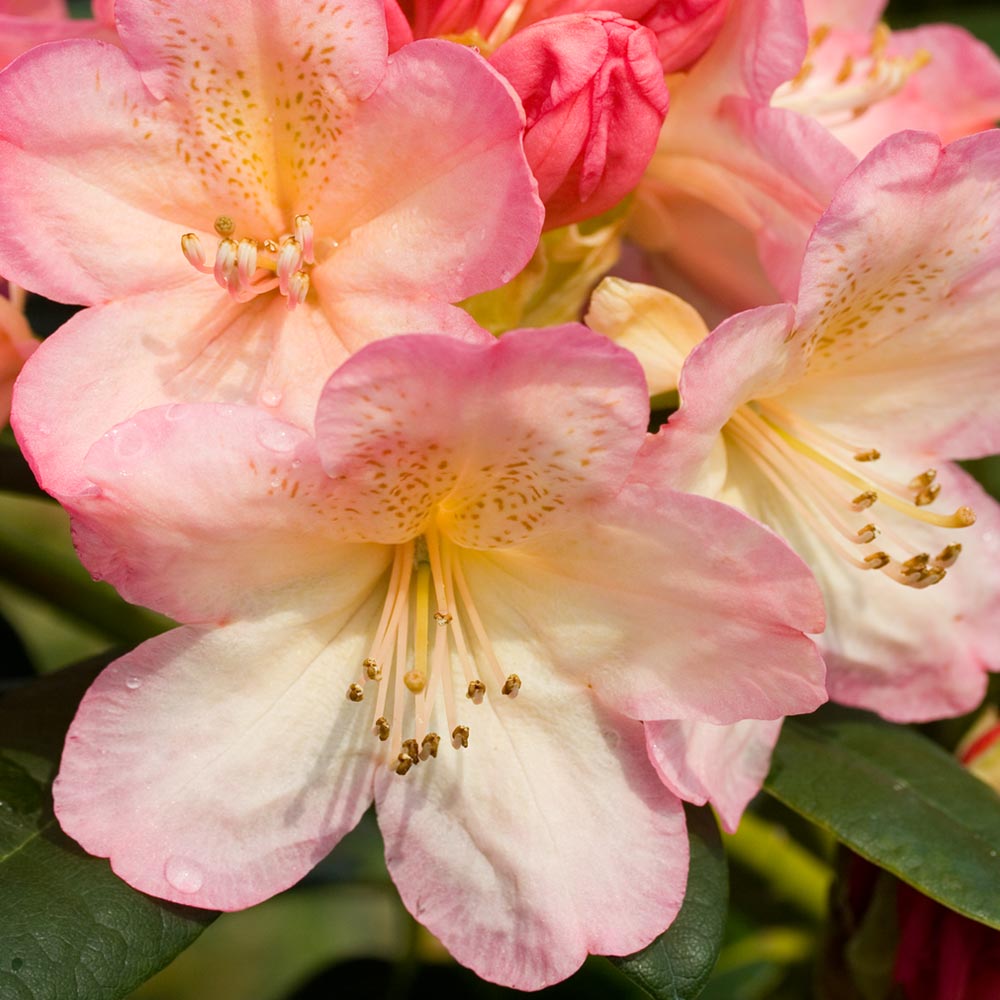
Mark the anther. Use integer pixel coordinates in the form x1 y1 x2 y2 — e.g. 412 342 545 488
907 567 946 589
852 490 878 510
395 753 414 775
236 238 259 287
181 233 209 270
853 449 880 462
466 680 486 704
501 674 521 697
934 543 962 568
287 271 309 310
213 238 238 288
420 733 441 760
294 214 315 264
374 716 390 741
363 657 382 681
901 553 930 576
404 670 426 694
856 523 879 544
402 738 421 764
214 215 235 237
864 551 890 569
909 469 937 491
434 611 453 626
452 725 470 749
263 239 279 254
914 483 941 507
346 683 364 702
276 238 303 295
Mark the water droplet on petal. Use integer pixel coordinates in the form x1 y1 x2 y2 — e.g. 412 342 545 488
499 268 513 282
125 676 141 690
10 957 23 972
113 423 147 459
260 389 282 408
164 857 204 894
255 419 296 453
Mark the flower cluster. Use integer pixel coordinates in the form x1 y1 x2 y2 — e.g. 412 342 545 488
2 0 998 990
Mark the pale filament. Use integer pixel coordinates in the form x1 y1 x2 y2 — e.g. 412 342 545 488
346 523 520 774
181 213 316 312
772 22 931 126
731 403 972 588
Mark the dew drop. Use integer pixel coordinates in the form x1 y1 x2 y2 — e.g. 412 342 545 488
164 857 204 894
125 676 141 690
255 420 296 453
112 422 147 459
260 388 282 408
10 957 23 972
499 268 513 283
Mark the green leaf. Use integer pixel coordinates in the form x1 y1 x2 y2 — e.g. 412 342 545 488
0 656 215 1000
611 804 728 1000
765 705 1000 928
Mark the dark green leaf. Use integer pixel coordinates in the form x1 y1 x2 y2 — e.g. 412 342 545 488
611 804 728 1000
765 705 1000 928
0 655 215 1000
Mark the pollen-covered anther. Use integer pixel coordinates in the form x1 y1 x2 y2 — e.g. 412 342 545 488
909 469 937 491
394 753 414 776
907 566 947 589
901 553 930 577
914 482 941 507
466 679 486 704
452 725 470 749
404 670 426 694
276 238 303 296
287 271 310 311
402 738 421 764
856 523 879 544
346 683 364 702
214 238 238 289
236 238 259 287
434 611 453 626
363 657 382 681
181 233 209 271
852 490 878 511
293 214 315 265
501 674 521 697
864 551 890 569
374 716 390 741
853 449 880 462
420 733 441 760
934 543 962 568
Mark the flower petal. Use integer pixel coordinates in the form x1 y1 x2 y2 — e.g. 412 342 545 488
316 39 543 301
54 615 382 911
73 402 391 624
783 130 1000 459
645 718 783 832
314 326 650 545
375 666 688 989
461 481 827 725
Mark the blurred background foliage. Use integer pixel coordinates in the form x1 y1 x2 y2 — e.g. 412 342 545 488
2 1 998 998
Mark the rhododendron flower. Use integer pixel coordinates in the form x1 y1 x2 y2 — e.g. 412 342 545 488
54 325 826 988
632 0 1000 318
0 284 36 426
490 12 669 230
635 129 1000 721
1 0 542 499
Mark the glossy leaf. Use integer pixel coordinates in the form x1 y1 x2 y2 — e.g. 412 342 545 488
0 656 215 1000
611 803 728 999
765 706 1000 928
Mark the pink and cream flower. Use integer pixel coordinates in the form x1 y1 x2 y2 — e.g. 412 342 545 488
0 0 542 499
54 325 825 988
634 129 1000 722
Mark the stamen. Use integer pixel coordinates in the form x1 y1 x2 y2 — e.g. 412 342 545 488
236 238 259 288
401 738 421 764
395 753 414 775
363 658 382 681
502 674 521 697
909 469 937 491
934 544 962 568
294 214 315 264
854 449 880 462
914 483 941 507
420 733 441 759
347 683 364 702
466 679 486 704
864 551 890 569
181 233 212 272
852 491 877 510
213 238 238 289
857 523 879 544
452 725 470 749
276 238 303 296
374 716 390 741
286 271 309 311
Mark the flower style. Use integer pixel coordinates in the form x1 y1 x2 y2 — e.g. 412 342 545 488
633 129 1000 721
54 325 826 988
1 0 542 499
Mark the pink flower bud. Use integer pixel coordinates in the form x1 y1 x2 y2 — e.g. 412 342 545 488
491 12 669 230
